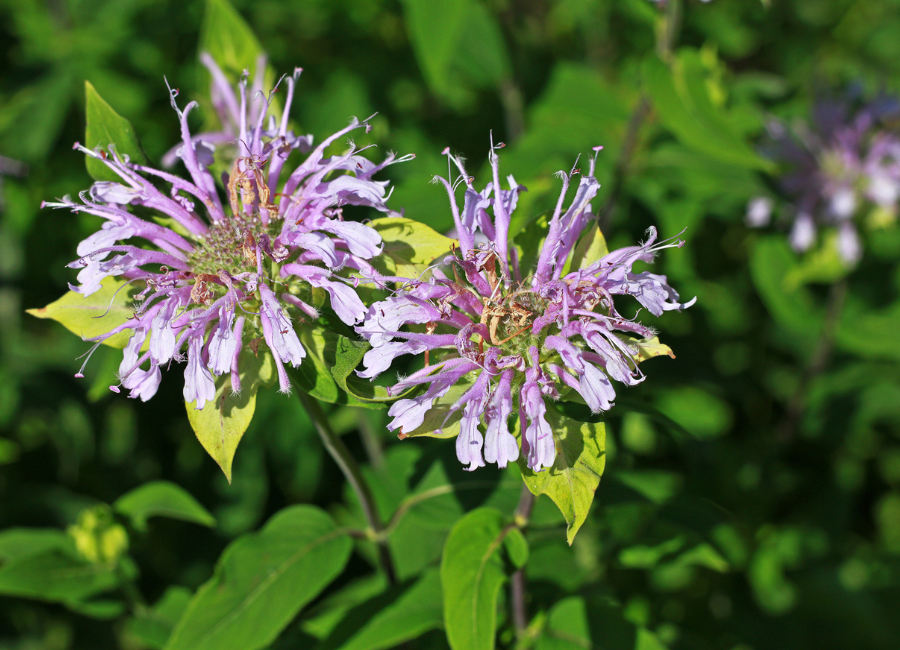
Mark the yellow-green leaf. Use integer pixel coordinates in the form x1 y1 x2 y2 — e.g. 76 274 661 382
368 216 457 279
565 221 609 274
631 335 676 363
26 277 139 349
517 408 606 544
186 348 275 482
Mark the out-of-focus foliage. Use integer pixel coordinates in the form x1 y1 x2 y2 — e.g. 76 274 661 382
2 0 900 648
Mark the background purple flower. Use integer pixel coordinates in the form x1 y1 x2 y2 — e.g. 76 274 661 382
46 60 409 407
748 94 900 264
356 142 694 472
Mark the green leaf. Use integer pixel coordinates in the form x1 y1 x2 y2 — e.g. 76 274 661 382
299 574 388 639
631 336 676 364
564 222 609 274
783 231 853 288
0 551 119 604
164 505 352 650
655 387 733 439
517 407 606 545
199 0 266 80
441 508 528 650
292 327 415 408
397 377 474 440
315 569 443 650
399 0 510 106
126 586 193 650
503 63 633 236
186 348 275 482
642 53 770 170
293 328 343 404
368 216 456 279
749 236 823 336
66 597 127 620
619 536 687 569
26 276 141 349
0 529 76 564
513 212 551 277
452 2 511 88
114 481 216 531
537 597 670 650
84 80 147 182
328 334 400 406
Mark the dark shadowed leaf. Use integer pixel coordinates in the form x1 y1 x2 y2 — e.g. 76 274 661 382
125 586 193 650
537 597 669 650
315 569 443 650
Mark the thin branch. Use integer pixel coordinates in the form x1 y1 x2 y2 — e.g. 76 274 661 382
510 483 536 638
294 388 398 585
500 78 525 145
779 278 848 442
597 95 651 233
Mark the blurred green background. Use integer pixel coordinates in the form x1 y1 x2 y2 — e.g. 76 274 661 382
2 0 900 648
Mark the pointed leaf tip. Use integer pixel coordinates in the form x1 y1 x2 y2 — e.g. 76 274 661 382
84 81 147 182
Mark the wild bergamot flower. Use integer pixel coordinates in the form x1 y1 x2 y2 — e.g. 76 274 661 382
355 141 695 471
749 94 900 264
45 61 410 407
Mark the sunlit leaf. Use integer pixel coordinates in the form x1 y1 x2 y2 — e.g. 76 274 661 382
368 216 457 280
517 407 606 544
26 276 140 349
565 222 610 274
631 336 676 363
186 348 275 482
441 508 528 650
164 505 352 650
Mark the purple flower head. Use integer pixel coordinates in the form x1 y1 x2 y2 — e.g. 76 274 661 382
356 141 695 472
45 60 410 406
750 94 900 264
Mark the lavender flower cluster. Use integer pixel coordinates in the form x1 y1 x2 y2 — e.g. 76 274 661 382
354 145 695 472
45 57 410 408
749 96 900 264
48 55 695 474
